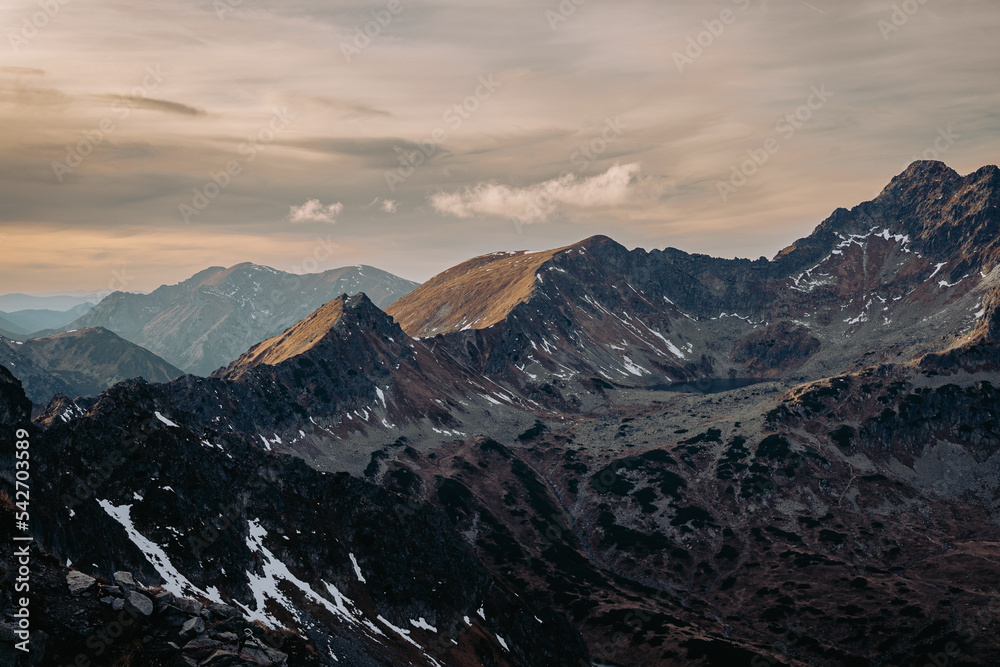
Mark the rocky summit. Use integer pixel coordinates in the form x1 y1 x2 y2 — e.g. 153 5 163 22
3 161 1000 665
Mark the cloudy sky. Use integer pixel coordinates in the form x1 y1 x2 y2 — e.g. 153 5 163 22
1 0 998 294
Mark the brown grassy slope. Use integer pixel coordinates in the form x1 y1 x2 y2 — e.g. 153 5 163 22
386 247 564 337
225 295 346 372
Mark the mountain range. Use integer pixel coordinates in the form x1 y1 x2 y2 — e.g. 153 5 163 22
2 161 1000 666
63 263 420 376
1 328 183 406
0 302 94 336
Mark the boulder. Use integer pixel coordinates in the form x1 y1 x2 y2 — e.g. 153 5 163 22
154 590 176 609
113 571 137 589
173 596 203 616
125 590 153 617
207 602 241 619
67 571 96 595
180 616 206 637
160 605 191 627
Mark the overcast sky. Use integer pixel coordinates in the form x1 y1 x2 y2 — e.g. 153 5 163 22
1 0 997 293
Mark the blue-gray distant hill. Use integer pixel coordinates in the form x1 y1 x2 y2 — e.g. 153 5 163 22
0 302 94 335
1 327 182 406
65 263 420 376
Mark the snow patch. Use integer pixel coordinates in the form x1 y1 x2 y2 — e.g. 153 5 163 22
348 553 366 583
377 615 420 648
410 617 438 632
98 500 222 603
154 412 179 428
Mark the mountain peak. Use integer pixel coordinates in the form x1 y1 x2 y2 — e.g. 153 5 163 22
387 247 561 337
388 236 632 338
228 295 349 369
570 234 618 249
876 160 962 201
221 292 392 375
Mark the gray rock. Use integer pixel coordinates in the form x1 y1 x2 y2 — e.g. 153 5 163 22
66 571 96 595
180 617 205 637
125 590 153 617
213 631 238 642
113 571 137 589
244 645 289 666
99 596 115 606
161 605 193 627
182 636 223 650
207 602 241 619
102 585 122 596
154 590 175 609
180 636 225 661
173 596 203 616
112 598 125 611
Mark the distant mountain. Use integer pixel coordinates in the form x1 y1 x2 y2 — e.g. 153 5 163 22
0 339 74 406
0 312 26 336
1 327 182 406
0 302 94 334
0 292 101 312
66 263 420 376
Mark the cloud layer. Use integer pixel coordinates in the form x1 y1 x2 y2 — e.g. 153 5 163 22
0 0 998 292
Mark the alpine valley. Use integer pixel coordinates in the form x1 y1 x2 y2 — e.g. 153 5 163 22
3 161 1000 666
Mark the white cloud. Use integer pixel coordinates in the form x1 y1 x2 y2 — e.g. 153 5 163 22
370 197 397 213
287 199 344 224
430 163 652 223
